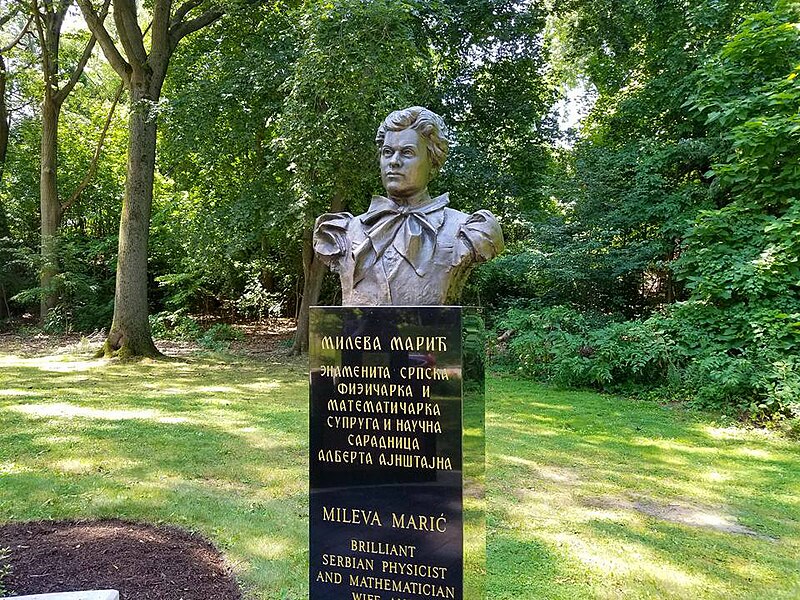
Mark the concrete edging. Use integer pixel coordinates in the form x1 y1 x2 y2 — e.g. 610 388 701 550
0 591 119 600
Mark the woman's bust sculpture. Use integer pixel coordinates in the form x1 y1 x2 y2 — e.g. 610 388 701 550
313 106 504 306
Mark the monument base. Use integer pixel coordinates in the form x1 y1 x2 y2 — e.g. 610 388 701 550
309 306 486 600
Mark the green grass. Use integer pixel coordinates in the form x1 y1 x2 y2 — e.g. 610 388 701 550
487 374 800 599
0 347 798 599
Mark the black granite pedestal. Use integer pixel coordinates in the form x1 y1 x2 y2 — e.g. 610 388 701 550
309 306 486 600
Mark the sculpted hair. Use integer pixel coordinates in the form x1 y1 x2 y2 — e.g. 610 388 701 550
375 106 452 174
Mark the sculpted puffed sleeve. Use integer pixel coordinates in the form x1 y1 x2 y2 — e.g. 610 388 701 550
313 212 354 272
458 209 504 262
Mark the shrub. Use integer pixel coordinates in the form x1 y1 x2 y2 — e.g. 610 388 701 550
198 323 244 351
149 311 203 340
498 302 800 423
499 305 673 389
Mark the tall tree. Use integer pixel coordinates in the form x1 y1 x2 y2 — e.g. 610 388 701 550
533 0 773 314
1 4 32 183
0 2 32 319
30 0 108 320
76 0 222 357
156 5 298 320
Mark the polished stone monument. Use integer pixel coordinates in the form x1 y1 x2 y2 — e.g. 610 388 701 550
309 107 501 600
309 306 486 599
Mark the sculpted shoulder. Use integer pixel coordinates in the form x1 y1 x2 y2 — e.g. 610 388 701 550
313 212 354 269
458 208 504 262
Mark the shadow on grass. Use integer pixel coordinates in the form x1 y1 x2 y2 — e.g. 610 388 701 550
486 375 800 600
488 533 594 599
0 354 311 599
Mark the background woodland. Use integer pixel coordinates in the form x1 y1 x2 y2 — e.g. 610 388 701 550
1 0 798 421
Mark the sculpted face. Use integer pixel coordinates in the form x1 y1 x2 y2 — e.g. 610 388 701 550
379 128 433 203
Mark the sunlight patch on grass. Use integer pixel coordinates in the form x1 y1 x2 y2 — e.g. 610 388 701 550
705 470 729 482
148 387 191 395
0 389 44 397
631 436 719 455
702 425 777 441
240 380 285 391
736 447 772 459
0 462 30 475
549 531 709 593
0 354 109 372
2 354 799 600
487 376 800 599
7 403 165 421
158 416 191 424
245 536 292 559
54 458 101 474
194 385 239 393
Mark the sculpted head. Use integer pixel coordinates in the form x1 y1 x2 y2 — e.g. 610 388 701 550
375 107 452 202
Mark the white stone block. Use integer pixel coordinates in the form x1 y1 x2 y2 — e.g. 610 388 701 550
0 591 119 600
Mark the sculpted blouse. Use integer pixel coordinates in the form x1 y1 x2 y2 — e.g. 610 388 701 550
314 194 504 306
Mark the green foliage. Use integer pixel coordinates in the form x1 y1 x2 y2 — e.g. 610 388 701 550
149 311 204 340
235 269 286 320
279 0 434 218
148 312 244 351
662 300 800 420
682 349 800 421
430 0 553 233
198 323 245 351
158 4 300 316
681 8 800 308
8 234 116 331
499 305 675 389
499 301 800 422
669 5 800 419
4 349 799 598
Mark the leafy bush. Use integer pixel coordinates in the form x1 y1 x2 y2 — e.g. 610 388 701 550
499 305 674 389
149 313 245 352
236 274 284 321
149 311 203 340
498 302 800 423
9 234 116 332
198 323 244 351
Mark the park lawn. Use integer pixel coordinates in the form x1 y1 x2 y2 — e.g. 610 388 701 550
488 375 800 600
0 347 797 599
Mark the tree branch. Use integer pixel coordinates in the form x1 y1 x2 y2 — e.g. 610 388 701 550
55 0 111 104
0 5 19 30
61 81 123 214
112 0 148 68
169 7 222 49
30 0 54 90
170 0 202 28
76 0 131 84
149 0 171 79
0 14 32 53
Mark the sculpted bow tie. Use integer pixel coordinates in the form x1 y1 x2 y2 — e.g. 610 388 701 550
352 194 449 285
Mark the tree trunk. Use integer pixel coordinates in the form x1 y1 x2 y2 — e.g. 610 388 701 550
0 54 8 183
290 230 326 354
100 85 160 358
290 193 343 354
40 95 61 321
0 55 8 319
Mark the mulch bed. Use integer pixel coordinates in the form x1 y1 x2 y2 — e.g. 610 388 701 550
0 519 242 599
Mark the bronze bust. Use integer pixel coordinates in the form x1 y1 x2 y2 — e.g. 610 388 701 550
313 106 504 305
